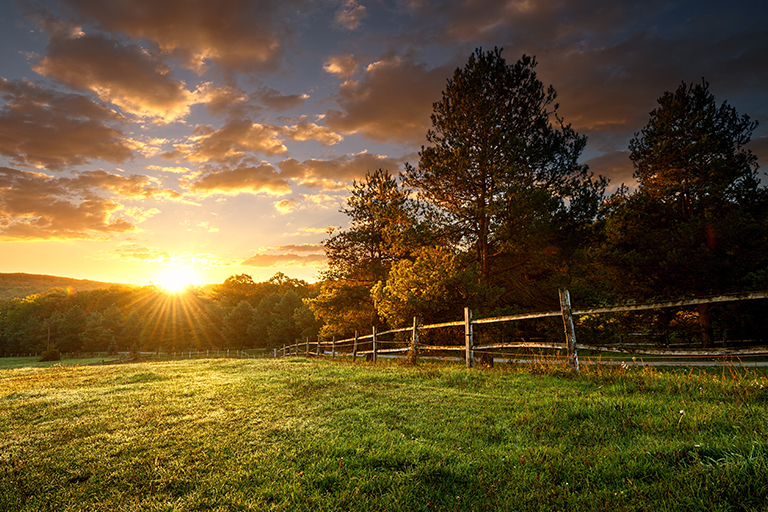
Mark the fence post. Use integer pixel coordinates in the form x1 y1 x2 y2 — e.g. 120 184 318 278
353 331 359 361
559 289 579 371
305 337 309 355
332 336 336 358
464 307 474 368
411 317 419 363
372 326 378 364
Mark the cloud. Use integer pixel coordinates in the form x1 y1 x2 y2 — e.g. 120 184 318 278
747 136 768 172
254 87 309 111
33 31 194 122
60 0 292 72
0 166 160 240
324 54 449 143
275 198 298 214
69 169 182 200
166 119 287 163
185 163 291 197
196 83 250 117
272 244 324 253
324 54 360 79
111 243 169 262
281 120 343 146
396 0 768 141
241 252 326 268
583 150 636 192
145 165 191 174
278 152 403 189
110 243 228 268
335 0 367 30
0 79 134 170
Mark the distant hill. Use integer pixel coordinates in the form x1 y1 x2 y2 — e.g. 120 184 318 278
0 273 133 302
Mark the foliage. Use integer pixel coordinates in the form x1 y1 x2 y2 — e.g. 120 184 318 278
0 272 319 356
313 169 429 336
222 300 255 349
372 246 487 326
37 347 60 361
404 48 605 310
1 358 767 511
0 272 128 302
601 80 768 345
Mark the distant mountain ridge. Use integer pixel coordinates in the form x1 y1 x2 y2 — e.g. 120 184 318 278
0 273 133 301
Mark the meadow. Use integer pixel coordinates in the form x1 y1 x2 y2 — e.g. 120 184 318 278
1 356 767 511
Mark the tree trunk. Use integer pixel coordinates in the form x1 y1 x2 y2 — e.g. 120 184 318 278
697 302 714 348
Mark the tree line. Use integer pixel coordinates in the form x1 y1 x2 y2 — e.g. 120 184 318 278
0 273 321 357
2 47 766 355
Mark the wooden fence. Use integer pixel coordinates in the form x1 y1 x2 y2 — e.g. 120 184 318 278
280 290 768 371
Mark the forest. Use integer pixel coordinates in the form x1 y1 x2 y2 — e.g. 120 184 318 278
2 48 767 357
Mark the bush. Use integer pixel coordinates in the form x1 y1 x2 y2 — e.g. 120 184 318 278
38 348 61 362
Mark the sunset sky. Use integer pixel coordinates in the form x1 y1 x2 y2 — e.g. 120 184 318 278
1 0 766 287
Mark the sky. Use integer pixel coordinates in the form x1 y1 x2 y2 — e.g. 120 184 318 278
0 0 766 287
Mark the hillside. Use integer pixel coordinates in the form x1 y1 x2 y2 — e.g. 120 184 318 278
0 272 131 301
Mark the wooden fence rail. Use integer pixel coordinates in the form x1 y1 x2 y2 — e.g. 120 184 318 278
280 290 768 371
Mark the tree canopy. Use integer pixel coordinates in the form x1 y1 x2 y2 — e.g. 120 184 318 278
601 80 767 346
405 48 605 310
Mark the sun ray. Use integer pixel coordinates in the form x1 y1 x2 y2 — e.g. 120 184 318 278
154 267 201 294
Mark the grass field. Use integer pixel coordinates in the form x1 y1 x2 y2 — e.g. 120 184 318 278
1 357 767 511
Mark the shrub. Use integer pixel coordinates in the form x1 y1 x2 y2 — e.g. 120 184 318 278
38 348 61 362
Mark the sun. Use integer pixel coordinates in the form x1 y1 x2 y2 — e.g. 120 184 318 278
154 267 201 293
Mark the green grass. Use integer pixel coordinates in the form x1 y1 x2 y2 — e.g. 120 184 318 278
0 356 124 370
1 357 767 511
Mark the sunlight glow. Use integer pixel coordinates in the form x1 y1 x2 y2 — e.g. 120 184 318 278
154 267 201 293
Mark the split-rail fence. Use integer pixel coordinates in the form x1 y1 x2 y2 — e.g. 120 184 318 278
279 289 768 371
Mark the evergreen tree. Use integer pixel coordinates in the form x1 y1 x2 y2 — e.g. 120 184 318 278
603 80 767 346
404 48 604 309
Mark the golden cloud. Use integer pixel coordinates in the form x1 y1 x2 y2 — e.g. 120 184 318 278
145 165 191 174
271 244 324 253
0 167 137 240
281 120 343 146
196 83 251 117
241 252 327 268
186 163 291 197
0 166 177 240
166 120 287 163
71 170 182 200
275 198 298 214
324 54 361 79
278 152 403 189
0 79 134 170
34 32 194 122
111 243 228 268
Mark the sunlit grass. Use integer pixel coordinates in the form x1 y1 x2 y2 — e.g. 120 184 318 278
1 358 767 511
